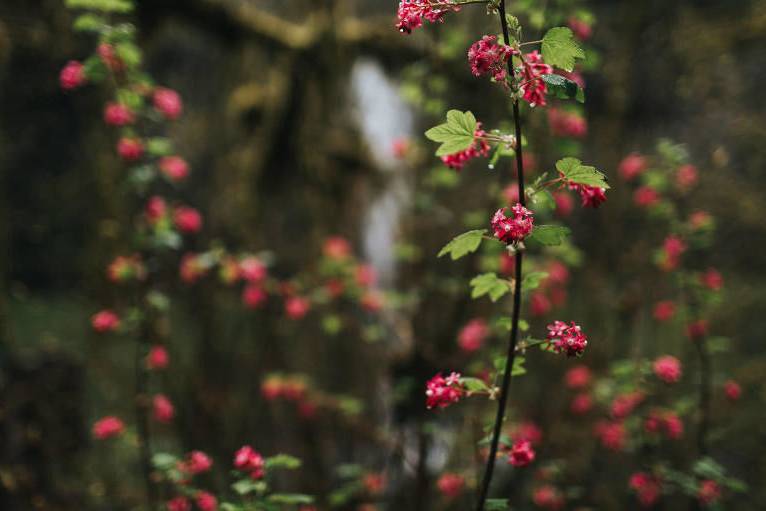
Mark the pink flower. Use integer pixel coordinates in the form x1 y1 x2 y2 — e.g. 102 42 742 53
546 321 588 357
508 440 535 467
60 61 86 90
571 184 607 208
185 451 213 474
174 206 203 233
239 257 267 283
686 320 708 340
355 264 377 287
147 345 169 370
564 365 591 389
153 87 183 120
91 310 120 333
511 421 543 445
530 292 552 317
660 235 687 272
618 153 647 181
323 236 352 260
233 445 265 479
568 17 592 40
285 296 310 319
152 394 175 423
546 261 570 286
595 420 626 451
653 301 676 322
167 497 191 511
117 137 144 162
633 186 660 207
468 35 515 82
698 480 721 506
437 473 465 499
676 164 698 191
179 253 207 284
425 372 464 409
629 472 662 507
689 210 713 230
548 108 587 138
553 192 574 217
195 492 217 511
97 43 124 71
396 0 460 34
363 473 386 494
145 196 167 224
653 355 682 384
533 485 565 510
242 285 267 310
611 392 644 419
663 413 683 439
392 138 410 159
104 103 135 126
159 156 190 181
92 416 125 439
518 51 554 107
458 319 488 352
724 380 741 401
441 124 491 170
570 393 592 415
700 268 723 291
491 204 534 244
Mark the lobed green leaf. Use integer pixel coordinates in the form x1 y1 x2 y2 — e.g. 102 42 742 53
541 27 585 72
438 229 487 260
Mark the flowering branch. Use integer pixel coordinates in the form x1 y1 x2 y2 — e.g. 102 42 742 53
474 2 527 510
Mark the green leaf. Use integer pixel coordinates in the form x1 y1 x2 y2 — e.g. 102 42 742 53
512 356 526 376
460 376 491 393
115 41 142 68
528 225 571 246
146 137 174 156
425 110 478 157
65 0 134 12
267 494 314 505
231 478 266 496
556 157 610 189
486 498 509 510
265 454 302 470
541 27 585 72
541 74 585 103
470 273 512 302
73 13 106 32
151 452 177 471
438 230 487 260
522 271 549 292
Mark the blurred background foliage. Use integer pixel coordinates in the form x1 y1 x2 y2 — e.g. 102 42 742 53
0 0 765 510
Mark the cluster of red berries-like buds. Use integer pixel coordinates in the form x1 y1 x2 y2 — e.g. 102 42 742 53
234 445 265 480
425 372 464 409
468 35 515 82
491 203 535 244
396 0 460 34
546 321 588 357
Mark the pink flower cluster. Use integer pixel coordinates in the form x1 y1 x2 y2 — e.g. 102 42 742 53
491 203 534 244
234 445 265 479
457 318 489 353
546 321 588 357
569 182 607 208
441 124 490 170
468 35 515 82
396 0 460 34
644 409 684 439
548 108 587 139
507 440 536 467
660 235 686 272
436 473 465 499
92 416 125 439
517 51 554 107
653 355 682 383
629 472 662 507
425 372 464 409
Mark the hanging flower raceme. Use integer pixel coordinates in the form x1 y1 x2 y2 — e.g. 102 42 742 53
437 473 465 499
629 472 662 507
91 309 120 333
491 203 534 244
457 318 489 353
425 372 464 409
546 321 588 357
159 156 190 182
569 182 607 208
396 0 460 34
195 492 217 511
653 355 682 383
517 51 554 107
234 445 265 480
440 123 491 170
147 345 170 370
153 87 183 120
548 108 587 139
468 35 515 82
92 416 125 439
60 61 86 90
618 153 647 181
